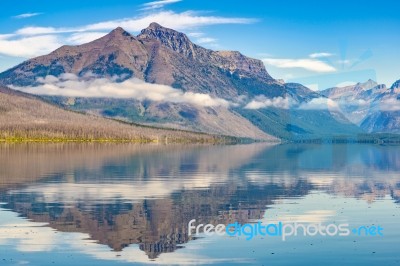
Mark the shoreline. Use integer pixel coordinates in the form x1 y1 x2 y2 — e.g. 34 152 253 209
0 136 260 144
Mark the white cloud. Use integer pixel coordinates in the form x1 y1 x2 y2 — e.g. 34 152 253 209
262 58 336 73
337 59 351 65
378 98 400 111
304 83 319 91
13 11 255 36
299 97 340 110
195 37 217 44
83 11 257 32
0 10 256 58
0 35 62 57
141 0 182 10
67 32 108 44
13 13 42 19
16 27 60 36
244 95 289 109
334 81 357 87
309 52 333 58
187 32 204 38
0 34 16 40
13 74 232 108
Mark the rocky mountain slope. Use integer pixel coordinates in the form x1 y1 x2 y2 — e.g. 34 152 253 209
0 85 232 142
360 80 400 133
40 95 274 140
321 79 400 133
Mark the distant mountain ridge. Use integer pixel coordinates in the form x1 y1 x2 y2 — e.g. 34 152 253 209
320 79 379 99
321 79 400 133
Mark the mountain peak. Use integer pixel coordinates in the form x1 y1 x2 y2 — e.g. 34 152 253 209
139 22 189 40
107 26 133 38
148 22 162 29
359 79 378 90
113 26 125 32
0 22 272 92
391 79 400 90
142 22 175 33
138 22 196 57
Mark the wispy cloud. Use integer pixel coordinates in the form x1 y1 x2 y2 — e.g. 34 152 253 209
0 35 62 57
298 97 340 110
141 0 182 10
66 32 108 44
378 98 400 111
13 74 232 108
0 34 15 40
14 11 256 36
336 59 351 65
309 52 333 58
187 32 204 38
16 27 59 36
244 95 289 109
0 10 256 58
82 11 257 32
13 12 42 19
195 37 217 44
262 58 336 73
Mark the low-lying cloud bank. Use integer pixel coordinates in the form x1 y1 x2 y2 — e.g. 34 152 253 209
244 96 344 111
298 97 340 111
12 74 231 107
377 98 400 111
10 74 344 112
244 95 289 109
16 74 396 114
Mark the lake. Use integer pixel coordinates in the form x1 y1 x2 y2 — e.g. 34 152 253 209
0 143 399 265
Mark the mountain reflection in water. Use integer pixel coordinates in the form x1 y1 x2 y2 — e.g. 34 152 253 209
0 143 399 264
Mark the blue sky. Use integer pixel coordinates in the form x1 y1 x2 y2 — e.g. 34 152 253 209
0 0 399 89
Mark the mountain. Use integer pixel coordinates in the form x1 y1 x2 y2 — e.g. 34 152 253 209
0 24 281 140
320 79 379 98
284 82 322 102
0 23 280 99
391 80 400 91
320 80 383 125
136 23 284 99
38 95 274 140
0 85 233 143
0 27 148 86
0 23 366 141
321 79 400 133
360 79 400 133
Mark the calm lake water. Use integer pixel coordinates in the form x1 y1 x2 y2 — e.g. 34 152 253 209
0 143 399 265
